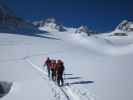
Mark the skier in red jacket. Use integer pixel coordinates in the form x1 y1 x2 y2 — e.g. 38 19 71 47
51 59 57 81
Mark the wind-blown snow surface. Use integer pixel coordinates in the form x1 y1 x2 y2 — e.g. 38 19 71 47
0 31 133 100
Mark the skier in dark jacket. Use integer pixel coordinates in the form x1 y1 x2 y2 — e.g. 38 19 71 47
44 57 51 78
56 60 65 86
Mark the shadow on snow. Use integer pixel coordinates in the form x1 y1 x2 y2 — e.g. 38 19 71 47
0 29 60 40
64 80 94 86
64 77 81 80
63 73 94 86
64 73 73 76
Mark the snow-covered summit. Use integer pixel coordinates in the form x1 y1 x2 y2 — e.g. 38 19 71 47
75 25 93 36
115 20 133 32
108 20 133 36
33 18 66 32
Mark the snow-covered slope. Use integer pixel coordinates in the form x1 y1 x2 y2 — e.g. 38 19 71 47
0 28 133 100
0 3 133 99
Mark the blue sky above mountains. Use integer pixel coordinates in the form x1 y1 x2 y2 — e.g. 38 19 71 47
4 0 133 32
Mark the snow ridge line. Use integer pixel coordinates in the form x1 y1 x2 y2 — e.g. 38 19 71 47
25 59 71 100
26 59 47 75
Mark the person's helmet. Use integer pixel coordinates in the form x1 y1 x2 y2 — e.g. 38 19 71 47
47 57 50 60
57 59 63 64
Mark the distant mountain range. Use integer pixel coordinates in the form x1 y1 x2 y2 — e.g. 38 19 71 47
33 18 96 36
0 1 133 36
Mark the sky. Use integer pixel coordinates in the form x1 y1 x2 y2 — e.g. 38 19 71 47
3 0 133 32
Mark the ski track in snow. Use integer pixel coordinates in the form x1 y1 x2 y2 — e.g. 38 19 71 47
25 58 93 100
26 59 70 100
